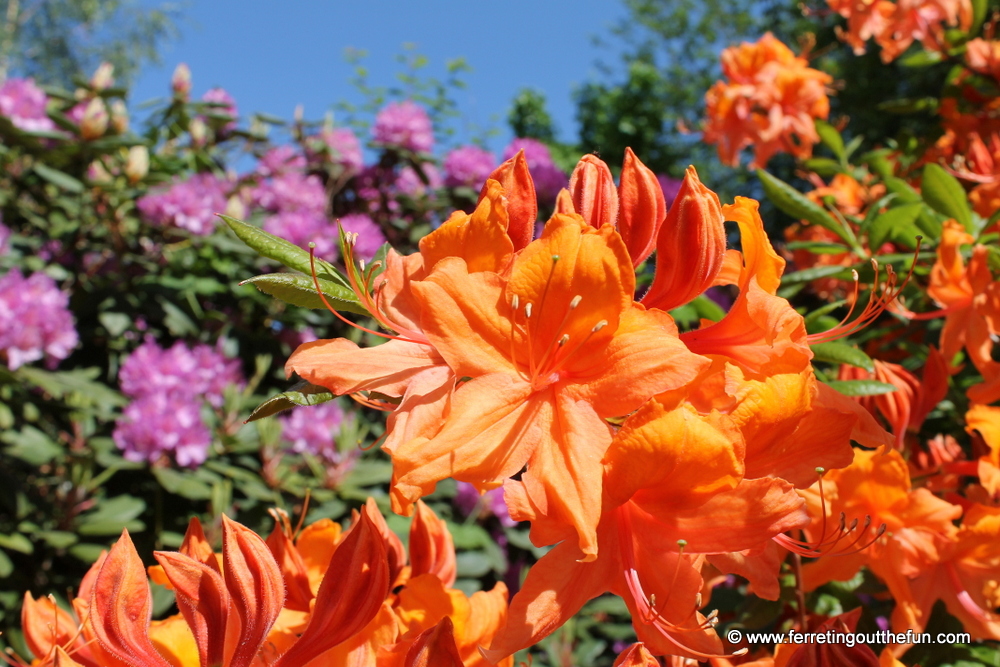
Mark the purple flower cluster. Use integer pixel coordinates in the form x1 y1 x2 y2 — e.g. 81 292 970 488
252 171 326 214
279 400 345 460
502 138 567 205
657 174 683 209
454 481 517 527
372 101 434 154
396 163 443 199
200 87 238 133
307 127 363 174
137 173 230 235
0 78 56 133
256 146 306 177
443 145 496 189
0 270 78 370
114 338 244 466
263 210 337 259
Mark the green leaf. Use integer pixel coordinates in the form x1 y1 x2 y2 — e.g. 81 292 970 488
32 163 84 193
220 214 348 287
780 265 852 285
0 550 11 578
813 120 845 161
18 367 127 418
824 380 898 397
246 381 336 422
242 273 367 315
39 531 78 549
868 203 924 250
810 342 875 373
690 294 726 323
455 551 493 578
801 157 842 178
970 0 988 35
1 425 63 465
898 50 943 67
784 240 850 254
153 468 213 500
0 533 33 554
77 495 146 535
757 170 855 247
922 163 972 232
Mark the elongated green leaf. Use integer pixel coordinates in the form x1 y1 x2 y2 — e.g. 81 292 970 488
868 203 924 250
243 273 368 315
247 381 336 422
33 163 84 193
757 170 854 246
780 264 852 284
0 533 33 554
785 240 850 254
802 157 842 177
824 379 898 396
220 214 349 287
810 342 875 373
922 163 972 231
971 0 988 34
814 120 845 161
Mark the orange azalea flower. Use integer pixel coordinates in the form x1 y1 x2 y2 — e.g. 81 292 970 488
388 211 708 559
966 37 1000 81
613 643 661 667
800 448 963 634
704 33 832 167
827 0 972 62
908 221 1000 403
967 405 1000 500
783 609 880 667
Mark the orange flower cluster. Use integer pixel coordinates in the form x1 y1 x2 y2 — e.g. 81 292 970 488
826 0 972 62
704 33 832 168
284 150 892 660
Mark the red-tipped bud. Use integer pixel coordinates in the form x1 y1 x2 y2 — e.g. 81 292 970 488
554 188 575 216
479 150 537 250
568 154 619 229
409 500 457 587
641 166 725 311
617 148 666 266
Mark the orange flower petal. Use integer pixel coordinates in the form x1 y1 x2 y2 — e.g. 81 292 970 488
419 179 513 273
22 593 79 663
617 150 666 268
568 154 619 229
612 643 660 667
479 150 536 250
152 551 229 667
409 500 457 587
401 616 465 667
266 520 313 612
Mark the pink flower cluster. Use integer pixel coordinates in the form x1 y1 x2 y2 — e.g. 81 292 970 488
137 173 230 235
278 400 346 459
0 78 56 133
0 270 78 370
200 87 238 133
502 138 567 205
306 127 364 175
114 338 244 467
372 100 434 153
443 145 496 189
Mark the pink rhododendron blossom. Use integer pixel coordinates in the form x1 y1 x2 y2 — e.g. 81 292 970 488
137 173 230 235
118 338 243 408
396 163 443 199
113 394 213 467
372 100 434 153
279 400 346 459
0 270 78 370
256 145 306 177
251 172 327 214
337 212 386 259
657 174 683 208
443 145 496 188
502 137 567 205
263 210 339 260
0 77 55 133
200 87 238 132
308 127 364 174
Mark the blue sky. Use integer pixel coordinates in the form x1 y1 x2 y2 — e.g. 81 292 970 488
132 1 632 155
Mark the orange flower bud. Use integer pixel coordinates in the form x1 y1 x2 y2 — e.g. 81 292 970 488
479 150 537 250
553 187 575 215
785 609 880 667
640 166 725 311
409 500 457 587
612 642 660 667
617 148 666 267
400 617 465 667
152 551 230 667
568 154 618 229
265 514 314 612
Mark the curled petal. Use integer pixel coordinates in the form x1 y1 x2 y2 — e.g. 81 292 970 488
402 616 465 667
641 166 725 311
409 500 458 587
568 154 619 229
612 643 660 667
266 520 313 612
617 148 666 267
221 515 285 667
480 150 537 250
22 593 79 663
420 179 513 273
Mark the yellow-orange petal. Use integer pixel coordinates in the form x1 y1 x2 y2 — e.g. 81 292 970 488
641 166 725 311
409 500 457 587
420 179 513 273
22 593 78 663
612 643 660 667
